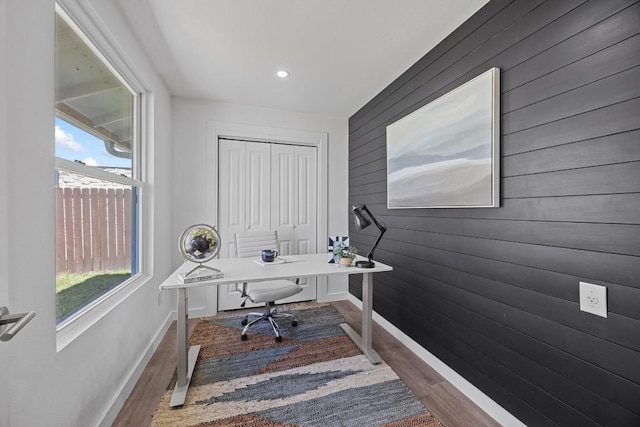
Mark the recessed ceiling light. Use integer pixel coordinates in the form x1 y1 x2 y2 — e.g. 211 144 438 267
276 70 290 78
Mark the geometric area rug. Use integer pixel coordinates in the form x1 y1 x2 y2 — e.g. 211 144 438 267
151 304 444 426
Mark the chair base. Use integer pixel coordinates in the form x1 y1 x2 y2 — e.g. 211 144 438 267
240 304 298 342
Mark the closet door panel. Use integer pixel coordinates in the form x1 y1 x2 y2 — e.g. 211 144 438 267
218 140 246 258
292 145 318 300
271 144 296 254
245 142 271 231
294 145 317 255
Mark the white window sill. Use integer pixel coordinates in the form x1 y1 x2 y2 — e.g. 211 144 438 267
56 274 151 352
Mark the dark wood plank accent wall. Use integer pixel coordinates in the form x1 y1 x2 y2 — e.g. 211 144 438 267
348 1 640 425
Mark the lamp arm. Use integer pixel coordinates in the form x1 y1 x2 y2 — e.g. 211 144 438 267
360 205 387 260
366 226 386 261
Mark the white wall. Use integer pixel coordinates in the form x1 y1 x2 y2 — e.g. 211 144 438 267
171 99 351 313
2 2 349 424
1 0 174 425
0 1 10 425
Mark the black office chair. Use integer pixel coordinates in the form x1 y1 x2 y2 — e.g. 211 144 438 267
235 230 302 342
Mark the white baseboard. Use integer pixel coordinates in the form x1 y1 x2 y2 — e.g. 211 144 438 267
317 291 349 303
98 311 174 427
345 295 526 427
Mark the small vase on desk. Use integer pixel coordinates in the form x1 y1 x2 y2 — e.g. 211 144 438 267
339 257 353 267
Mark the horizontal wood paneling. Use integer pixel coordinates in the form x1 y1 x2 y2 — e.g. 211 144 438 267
348 0 640 425
502 96 640 155
503 130 640 176
504 35 640 113
350 194 640 225
363 272 640 425
503 162 640 197
501 1 640 92
503 67 640 134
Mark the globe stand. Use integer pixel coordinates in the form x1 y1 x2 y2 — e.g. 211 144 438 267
183 263 222 280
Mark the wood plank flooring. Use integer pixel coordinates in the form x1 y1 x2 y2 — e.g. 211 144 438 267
113 301 501 427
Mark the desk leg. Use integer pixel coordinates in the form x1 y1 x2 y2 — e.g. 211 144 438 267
340 271 382 364
169 287 201 407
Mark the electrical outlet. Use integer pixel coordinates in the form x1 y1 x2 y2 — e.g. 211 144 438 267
579 281 607 318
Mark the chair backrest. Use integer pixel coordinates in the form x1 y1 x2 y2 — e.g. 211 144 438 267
235 230 279 259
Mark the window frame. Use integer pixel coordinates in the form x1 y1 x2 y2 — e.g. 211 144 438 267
54 2 149 349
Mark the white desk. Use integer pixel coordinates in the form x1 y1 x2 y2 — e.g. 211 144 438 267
159 253 392 407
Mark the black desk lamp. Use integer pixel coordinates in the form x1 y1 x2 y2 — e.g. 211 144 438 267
352 204 387 268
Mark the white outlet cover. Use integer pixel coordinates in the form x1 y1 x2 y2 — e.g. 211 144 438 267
579 281 607 318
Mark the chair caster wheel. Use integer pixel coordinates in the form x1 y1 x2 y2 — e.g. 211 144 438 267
241 334 248 341
241 318 248 326
291 321 298 327
275 336 282 343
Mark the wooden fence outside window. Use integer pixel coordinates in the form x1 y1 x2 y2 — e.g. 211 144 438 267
55 187 132 274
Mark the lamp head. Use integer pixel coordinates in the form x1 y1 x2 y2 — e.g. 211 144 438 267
352 205 371 230
351 204 386 268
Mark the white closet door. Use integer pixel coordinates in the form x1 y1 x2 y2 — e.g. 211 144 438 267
271 144 317 301
218 140 270 260
217 140 317 310
218 140 271 311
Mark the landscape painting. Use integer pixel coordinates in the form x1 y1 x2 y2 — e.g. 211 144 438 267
386 67 500 208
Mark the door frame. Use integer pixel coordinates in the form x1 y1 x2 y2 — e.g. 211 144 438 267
202 121 329 316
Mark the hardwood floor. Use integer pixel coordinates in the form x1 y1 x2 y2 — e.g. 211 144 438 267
113 301 501 427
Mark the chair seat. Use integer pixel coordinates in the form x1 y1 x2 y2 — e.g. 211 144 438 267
247 280 302 304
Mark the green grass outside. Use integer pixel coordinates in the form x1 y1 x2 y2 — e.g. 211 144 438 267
56 270 131 322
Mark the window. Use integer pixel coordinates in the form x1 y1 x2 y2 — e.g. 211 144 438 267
54 8 142 325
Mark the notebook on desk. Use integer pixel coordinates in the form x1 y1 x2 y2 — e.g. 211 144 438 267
253 256 304 266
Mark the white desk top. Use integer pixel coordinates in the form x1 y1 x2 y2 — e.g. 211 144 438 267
159 253 392 290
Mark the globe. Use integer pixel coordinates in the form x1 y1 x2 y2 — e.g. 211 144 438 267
178 224 220 264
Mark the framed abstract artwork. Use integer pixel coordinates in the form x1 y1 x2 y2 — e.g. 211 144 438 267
386 67 500 209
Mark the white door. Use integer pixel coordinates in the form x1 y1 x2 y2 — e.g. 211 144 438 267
218 140 271 259
217 139 317 310
271 143 317 296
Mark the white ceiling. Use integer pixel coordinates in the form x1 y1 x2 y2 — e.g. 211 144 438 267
117 0 489 117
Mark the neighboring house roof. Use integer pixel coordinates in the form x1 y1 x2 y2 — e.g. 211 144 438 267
57 168 132 189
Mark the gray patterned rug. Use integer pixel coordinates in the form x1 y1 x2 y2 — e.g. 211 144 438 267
151 304 443 426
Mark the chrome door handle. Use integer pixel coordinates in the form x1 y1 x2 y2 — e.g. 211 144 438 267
0 306 36 342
